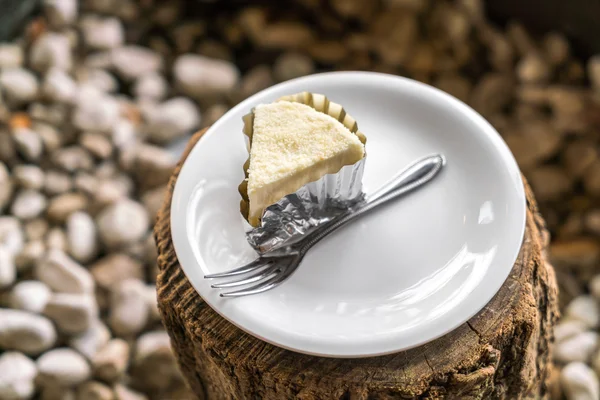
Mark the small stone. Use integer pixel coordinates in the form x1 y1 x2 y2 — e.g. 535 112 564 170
97 200 149 249
0 217 24 255
72 86 120 132
561 362 599 400
145 97 200 144
13 165 44 190
40 386 76 400
90 179 130 211
132 331 180 391
144 234 158 267
30 33 72 73
111 46 162 81
81 16 124 50
79 132 113 159
551 239 600 269
133 72 167 101
52 146 94 172
109 279 149 337
77 69 119 93
46 227 67 252
543 32 570 66
0 68 38 106
469 73 514 117
0 44 23 68
15 240 45 271
563 140 597 178
110 119 136 150
0 308 57 354
0 247 15 288
566 295 600 329
66 212 97 263
74 173 98 196
12 128 43 162
128 144 175 190
237 65 274 101
90 254 143 290
588 55 600 93
9 280 51 314
36 348 91 387
77 381 114 400
144 285 160 323
555 320 588 344
44 0 78 27
590 275 600 300
68 319 110 360
92 339 129 382
44 170 73 195
34 123 62 153
173 54 239 99
0 352 37 400
23 219 48 241
44 293 98 334
0 162 13 212
202 103 228 128
516 53 551 84
554 331 599 364
35 249 94 294
11 190 46 220
528 166 572 202
46 193 88 223
42 68 78 103
113 384 148 400
141 185 167 221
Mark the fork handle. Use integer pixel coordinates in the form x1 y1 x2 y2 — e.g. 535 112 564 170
299 154 445 253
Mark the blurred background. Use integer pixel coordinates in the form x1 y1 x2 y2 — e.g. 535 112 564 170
0 0 598 399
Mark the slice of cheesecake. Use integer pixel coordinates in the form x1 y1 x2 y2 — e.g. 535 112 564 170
239 92 366 227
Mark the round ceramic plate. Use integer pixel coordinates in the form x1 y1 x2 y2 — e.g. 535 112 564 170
170 72 526 358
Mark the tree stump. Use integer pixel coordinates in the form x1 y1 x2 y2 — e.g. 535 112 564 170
155 130 559 399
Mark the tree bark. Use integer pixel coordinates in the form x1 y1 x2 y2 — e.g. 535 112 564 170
155 130 559 399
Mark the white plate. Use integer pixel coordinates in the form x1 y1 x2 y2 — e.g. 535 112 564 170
171 72 526 358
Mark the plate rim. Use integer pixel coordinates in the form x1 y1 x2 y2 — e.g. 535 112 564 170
170 71 527 358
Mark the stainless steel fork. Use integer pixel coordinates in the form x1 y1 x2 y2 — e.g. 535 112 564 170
205 154 446 297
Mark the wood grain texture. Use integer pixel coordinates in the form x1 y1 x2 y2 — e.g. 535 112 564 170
155 130 559 399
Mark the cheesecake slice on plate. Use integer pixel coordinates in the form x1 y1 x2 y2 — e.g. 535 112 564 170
239 92 367 227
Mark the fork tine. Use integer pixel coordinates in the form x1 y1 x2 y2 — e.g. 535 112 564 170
204 258 272 279
211 264 280 288
220 262 298 297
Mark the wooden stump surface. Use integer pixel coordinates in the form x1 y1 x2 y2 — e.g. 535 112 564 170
155 129 559 399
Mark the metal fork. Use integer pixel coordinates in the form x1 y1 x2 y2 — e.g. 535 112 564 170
205 154 446 297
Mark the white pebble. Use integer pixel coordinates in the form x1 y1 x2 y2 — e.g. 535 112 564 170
72 86 120 132
15 240 46 272
561 362 600 400
109 279 149 337
44 0 78 27
0 217 24 256
92 338 130 382
68 319 111 360
555 331 599 364
10 280 51 314
111 119 137 150
42 68 78 103
35 249 94 294
66 212 98 263
78 69 118 93
36 348 91 387
590 275 600 300
111 46 162 81
0 68 38 105
173 54 239 98
13 165 45 190
0 247 16 288
46 227 67 252
0 352 37 400
12 128 43 162
144 285 160 323
133 72 167 101
97 199 149 249
44 293 98 334
555 320 588 343
146 97 200 144
29 33 72 73
134 330 171 364
81 16 124 50
10 190 46 220
566 296 600 329
0 308 57 354
0 44 24 68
